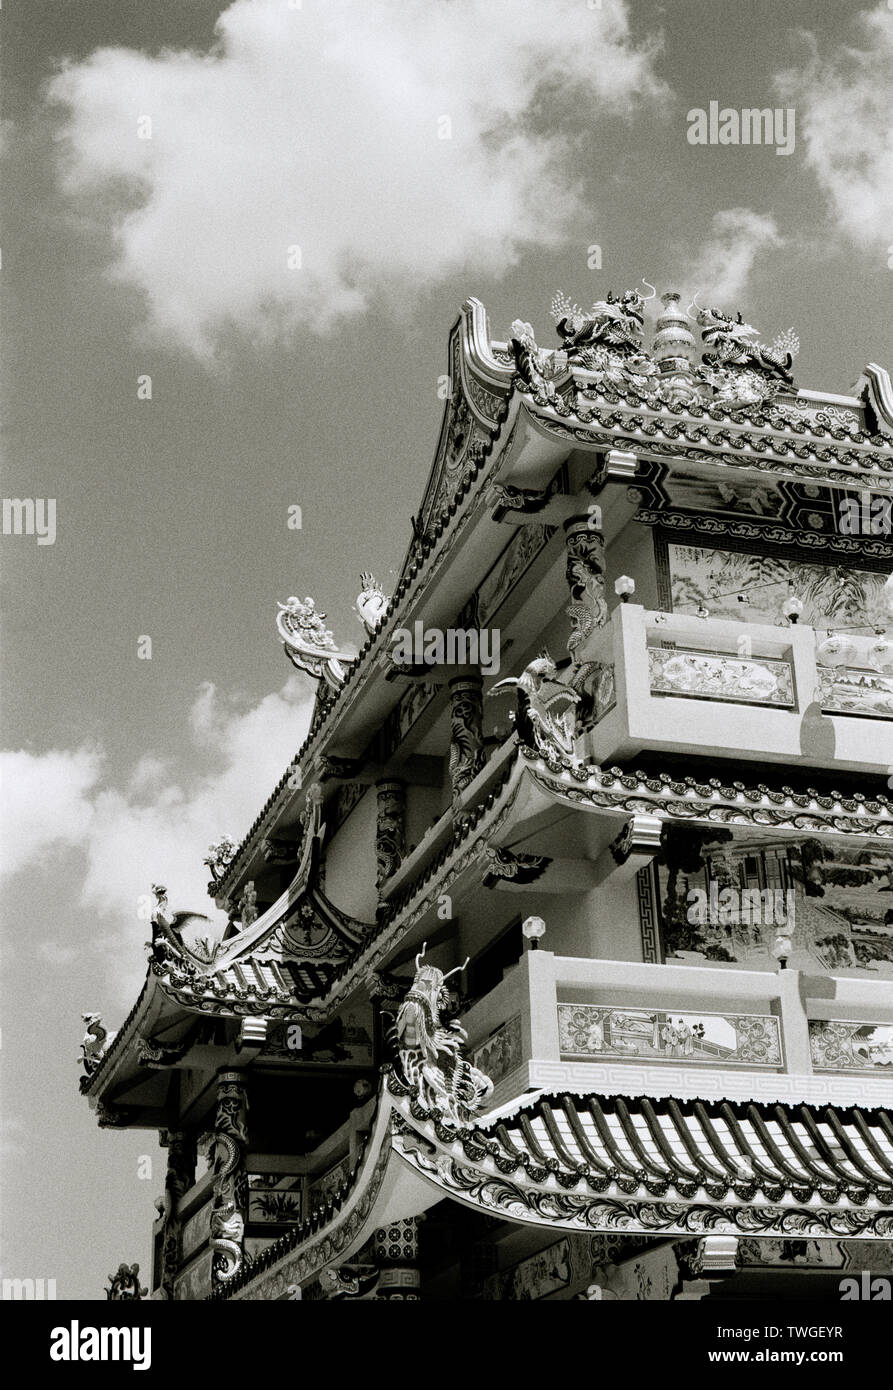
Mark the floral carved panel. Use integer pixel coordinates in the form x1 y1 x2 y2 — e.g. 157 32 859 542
557 1003 782 1067
809 1020 893 1073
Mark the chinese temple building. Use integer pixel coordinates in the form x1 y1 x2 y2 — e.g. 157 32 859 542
83 290 893 1302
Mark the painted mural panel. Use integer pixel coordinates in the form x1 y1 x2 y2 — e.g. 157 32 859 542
478 522 553 625
471 1014 523 1085
654 837 893 975
817 665 893 718
648 648 794 706
557 1003 782 1066
667 543 889 634
809 1020 893 1073
247 1173 303 1225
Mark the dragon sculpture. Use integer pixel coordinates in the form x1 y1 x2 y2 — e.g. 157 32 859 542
550 284 660 390
490 654 581 759
394 945 492 1127
509 319 568 405
79 1013 116 1077
693 297 799 404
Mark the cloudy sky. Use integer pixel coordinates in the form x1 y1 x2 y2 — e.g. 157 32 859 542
2 0 891 1299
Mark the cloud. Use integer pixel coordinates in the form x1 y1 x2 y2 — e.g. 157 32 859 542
1 676 314 927
48 0 666 357
775 4 893 251
681 208 783 307
0 746 102 879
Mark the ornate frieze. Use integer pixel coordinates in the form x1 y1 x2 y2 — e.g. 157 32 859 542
557 1004 783 1067
375 780 406 887
210 1071 249 1287
809 1020 893 1072
648 647 795 707
448 675 485 798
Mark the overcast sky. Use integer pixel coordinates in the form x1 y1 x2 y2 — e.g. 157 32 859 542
2 0 891 1299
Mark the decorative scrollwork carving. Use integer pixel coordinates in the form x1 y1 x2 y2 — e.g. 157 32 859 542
276 595 356 690
482 846 551 888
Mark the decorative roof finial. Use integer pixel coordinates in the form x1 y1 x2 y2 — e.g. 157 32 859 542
356 573 389 635
276 595 356 690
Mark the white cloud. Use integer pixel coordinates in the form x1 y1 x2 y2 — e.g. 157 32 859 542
775 5 893 251
0 746 102 878
48 0 666 357
1 676 314 926
681 208 783 308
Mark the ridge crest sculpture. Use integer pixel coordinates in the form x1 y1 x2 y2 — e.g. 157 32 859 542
693 296 799 405
277 595 356 691
356 572 390 636
394 945 493 1127
79 1012 117 1078
550 283 661 391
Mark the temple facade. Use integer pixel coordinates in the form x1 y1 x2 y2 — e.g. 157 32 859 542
83 290 893 1301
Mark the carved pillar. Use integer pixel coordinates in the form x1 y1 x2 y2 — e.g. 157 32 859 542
158 1129 196 1299
371 1217 424 1300
210 1070 249 1288
563 513 608 659
563 514 611 727
448 674 485 799
375 780 406 887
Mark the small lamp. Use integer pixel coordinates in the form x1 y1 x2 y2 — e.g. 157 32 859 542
614 575 636 603
867 634 893 675
817 631 857 667
522 915 546 950
772 933 792 970
782 594 804 624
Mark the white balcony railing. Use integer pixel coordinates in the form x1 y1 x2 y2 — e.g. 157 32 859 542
462 950 893 1107
578 604 890 774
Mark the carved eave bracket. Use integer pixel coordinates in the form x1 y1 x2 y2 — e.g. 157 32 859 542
482 846 551 889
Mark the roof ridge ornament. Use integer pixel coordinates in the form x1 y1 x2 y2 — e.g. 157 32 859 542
276 595 357 690
356 572 390 636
